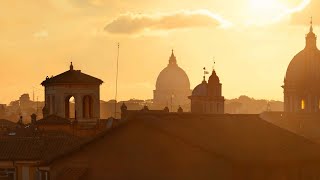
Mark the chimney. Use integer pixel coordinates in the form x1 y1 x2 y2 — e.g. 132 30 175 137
31 113 37 124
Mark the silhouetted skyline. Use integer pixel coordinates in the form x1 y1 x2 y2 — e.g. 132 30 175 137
1 0 319 104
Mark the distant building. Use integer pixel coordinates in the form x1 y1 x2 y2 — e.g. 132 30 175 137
0 131 84 180
189 69 224 114
153 50 192 111
0 104 6 116
41 62 103 123
19 94 33 109
283 20 320 113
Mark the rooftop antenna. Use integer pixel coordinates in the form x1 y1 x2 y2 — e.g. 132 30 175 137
32 88 35 102
114 43 120 118
36 96 39 115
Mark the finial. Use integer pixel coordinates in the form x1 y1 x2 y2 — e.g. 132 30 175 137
169 49 177 65
70 62 74 70
310 16 313 32
212 57 216 71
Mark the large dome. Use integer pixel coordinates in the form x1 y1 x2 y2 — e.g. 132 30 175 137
285 25 320 88
155 50 190 90
285 49 320 84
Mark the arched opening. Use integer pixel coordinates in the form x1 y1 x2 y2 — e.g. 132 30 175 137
301 99 306 110
83 95 93 118
65 96 76 119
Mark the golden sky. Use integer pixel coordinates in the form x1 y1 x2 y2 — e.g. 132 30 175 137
0 0 319 104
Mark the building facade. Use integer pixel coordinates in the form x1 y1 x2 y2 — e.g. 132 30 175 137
41 63 103 122
189 69 224 114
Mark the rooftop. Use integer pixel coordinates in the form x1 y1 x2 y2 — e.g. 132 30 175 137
41 62 103 86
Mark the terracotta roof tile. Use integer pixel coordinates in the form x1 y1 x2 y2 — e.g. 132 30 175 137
0 133 83 161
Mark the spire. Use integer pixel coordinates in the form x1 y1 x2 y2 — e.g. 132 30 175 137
168 49 177 65
212 58 216 72
306 17 317 49
310 16 313 32
70 62 74 70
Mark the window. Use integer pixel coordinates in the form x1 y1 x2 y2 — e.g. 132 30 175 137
0 168 16 180
217 103 219 113
65 96 76 119
301 99 305 110
52 96 55 114
47 96 50 113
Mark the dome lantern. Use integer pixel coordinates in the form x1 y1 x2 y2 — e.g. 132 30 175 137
168 49 177 65
306 17 317 49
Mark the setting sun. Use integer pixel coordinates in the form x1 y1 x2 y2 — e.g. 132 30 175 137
250 0 283 9
243 0 310 25
247 0 288 24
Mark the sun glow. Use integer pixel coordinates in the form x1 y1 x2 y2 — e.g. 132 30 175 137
250 0 282 10
246 0 310 25
247 0 286 24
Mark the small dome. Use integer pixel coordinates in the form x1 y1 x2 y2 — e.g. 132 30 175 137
192 81 208 96
208 70 220 84
155 50 190 90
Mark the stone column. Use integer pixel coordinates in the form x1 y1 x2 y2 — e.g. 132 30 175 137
75 94 82 120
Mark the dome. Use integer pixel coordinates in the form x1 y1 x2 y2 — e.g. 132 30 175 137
155 50 190 90
208 70 220 84
192 81 208 96
285 24 320 88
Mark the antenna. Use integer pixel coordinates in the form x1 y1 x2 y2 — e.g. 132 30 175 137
36 96 39 115
115 43 120 118
32 88 35 102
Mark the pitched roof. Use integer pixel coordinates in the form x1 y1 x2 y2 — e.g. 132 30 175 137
56 167 88 180
35 115 71 125
41 69 103 86
49 114 320 163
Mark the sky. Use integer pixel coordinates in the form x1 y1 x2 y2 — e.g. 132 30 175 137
0 0 319 104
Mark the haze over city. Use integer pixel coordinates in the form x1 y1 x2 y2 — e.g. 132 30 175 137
3 0 320 179
1 0 319 104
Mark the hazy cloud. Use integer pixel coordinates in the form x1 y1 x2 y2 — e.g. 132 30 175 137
33 30 49 38
104 10 231 34
290 0 319 25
